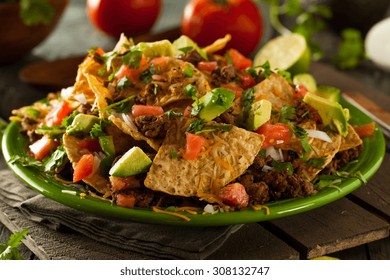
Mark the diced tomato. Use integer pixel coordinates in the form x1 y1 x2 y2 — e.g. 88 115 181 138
29 136 59 161
353 122 376 138
183 132 206 160
294 84 308 99
115 64 141 83
256 122 291 148
227 49 252 70
237 71 256 89
221 84 243 99
78 137 101 152
218 183 249 208
116 193 136 208
183 106 192 118
73 154 94 182
44 100 72 127
131 105 164 117
109 176 141 192
197 61 218 72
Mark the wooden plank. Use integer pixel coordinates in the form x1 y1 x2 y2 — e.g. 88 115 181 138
348 153 390 220
263 198 390 259
207 223 299 260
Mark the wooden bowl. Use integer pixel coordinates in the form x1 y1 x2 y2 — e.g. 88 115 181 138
0 0 68 64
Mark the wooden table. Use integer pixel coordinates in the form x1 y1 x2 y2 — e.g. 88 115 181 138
1 1 390 260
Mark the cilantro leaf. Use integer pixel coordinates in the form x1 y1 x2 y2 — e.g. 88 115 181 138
102 96 135 114
43 145 67 172
90 119 110 139
306 157 326 169
242 87 255 121
0 229 29 260
271 160 294 176
279 105 296 124
123 49 143 68
259 61 272 78
187 119 205 134
183 64 194 78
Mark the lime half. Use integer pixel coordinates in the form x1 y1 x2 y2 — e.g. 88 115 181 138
254 33 311 75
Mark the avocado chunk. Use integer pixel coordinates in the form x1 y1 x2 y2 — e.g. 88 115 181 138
315 85 341 103
246 99 272 131
303 92 349 136
109 146 152 177
196 88 235 121
293 73 317 93
66 114 100 136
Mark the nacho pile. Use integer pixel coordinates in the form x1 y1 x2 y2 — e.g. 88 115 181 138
10 34 367 216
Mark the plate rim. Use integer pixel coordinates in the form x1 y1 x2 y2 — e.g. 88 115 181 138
1 99 386 226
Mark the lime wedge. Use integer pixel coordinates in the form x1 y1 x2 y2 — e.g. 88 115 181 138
254 33 311 75
109 146 152 177
135 40 174 58
293 73 317 93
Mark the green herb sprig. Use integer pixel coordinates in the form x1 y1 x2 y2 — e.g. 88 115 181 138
0 229 29 260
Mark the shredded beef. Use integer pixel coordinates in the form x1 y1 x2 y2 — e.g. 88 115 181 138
182 49 205 65
134 115 169 138
320 145 363 175
211 65 236 86
214 107 236 125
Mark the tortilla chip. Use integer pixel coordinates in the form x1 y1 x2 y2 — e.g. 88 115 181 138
339 124 363 152
139 57 211 107
109 114 162 151
63 134 111 195
296 132 342 181
253 73 296 111
278 120 317 153
144 118 264 198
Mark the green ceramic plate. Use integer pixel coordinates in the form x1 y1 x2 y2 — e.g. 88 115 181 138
1 99 386 226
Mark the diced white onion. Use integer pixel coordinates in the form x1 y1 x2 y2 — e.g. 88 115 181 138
61 86 74 100
262 165 274 172
266 146 282 161
276 140 284 145
204 204 218 214
74 93 87 104
305 129 333 143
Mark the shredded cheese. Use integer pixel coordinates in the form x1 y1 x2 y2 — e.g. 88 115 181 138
252 204 271 215
152 206 191 221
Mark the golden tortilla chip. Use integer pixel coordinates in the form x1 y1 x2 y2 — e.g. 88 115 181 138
254 73 296 111
339 124 363 152
139 57 211 107
63 134 111 195
109 114 162 151
144 118 264 198
296 132 342 181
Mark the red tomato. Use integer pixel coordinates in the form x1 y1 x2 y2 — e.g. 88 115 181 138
73 154 94 182
353 122 376 138
227 49 253 70
256 122 291 148
294 84 309 99
221 84 243 99
237 71 256 89
29 136 59 161
78 138 101 153
181 0 263 56
197 61 218 72
110 176 141 192
116 193 136 208
218 183 249 208
131 105 164 117
183 132 206 160
86 0 161 38
44 100 72 127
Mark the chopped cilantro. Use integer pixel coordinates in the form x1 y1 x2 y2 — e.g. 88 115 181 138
178 46 194 55
279 105 296 124
90 119 111 139
259 61 272 78
140 64 160 83
165 109 183 118
306 157 326 169
117 76 131 90
272 160 294 176
26 108 41 119
123 49 143 68
0 228 29 260
277 70 292 82
170 150 178 159
184 84 198 98
102 96 135 114
183 64 194 78
43 145 67 172
187 119 205 134
242 87 255 121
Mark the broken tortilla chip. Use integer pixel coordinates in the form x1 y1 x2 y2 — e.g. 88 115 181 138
63 134 111 195
144 118 264 199
339 124 363 152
